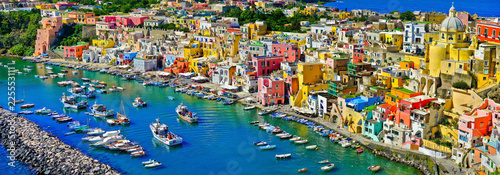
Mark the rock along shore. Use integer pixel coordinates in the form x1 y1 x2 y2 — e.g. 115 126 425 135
0 109 120 175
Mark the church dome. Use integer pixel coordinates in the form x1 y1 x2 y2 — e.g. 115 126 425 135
440 17 465 32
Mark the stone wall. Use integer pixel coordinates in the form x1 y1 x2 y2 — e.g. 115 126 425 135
0 110 119 174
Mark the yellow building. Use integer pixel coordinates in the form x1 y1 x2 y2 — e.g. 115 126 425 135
92 39 115 48
382 32 404 49
427 5 472 77
344 107 364 133
62 18 76 24
301 7 318 16
290 62 329 107
245 21 267 40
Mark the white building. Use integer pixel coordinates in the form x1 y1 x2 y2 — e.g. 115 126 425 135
403 22 428 53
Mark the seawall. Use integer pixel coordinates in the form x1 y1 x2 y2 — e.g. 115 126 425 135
0 109 120 174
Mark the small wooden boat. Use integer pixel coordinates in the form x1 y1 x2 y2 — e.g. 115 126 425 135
253 141 267 146
294 139 308 144
357 147 364 153
306 145 317 150
298 168 308 173
131 150 146 157
65 131 75 136
318 159 330 164
321 164 335 171
367 165 381 172
275 153 291 159
56 117 73 122
244 105 256 110
289 136 301 142
20 104 35 108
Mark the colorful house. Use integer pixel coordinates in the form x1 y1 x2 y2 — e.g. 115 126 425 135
394 95 435 129
64 42 89 59
258 76 285 106
458 99 497 148
251 55 283 78
385 87 422 106
271 42 300 62
34 16 63 56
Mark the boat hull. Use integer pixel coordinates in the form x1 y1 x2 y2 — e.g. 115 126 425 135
150 125 182 146
177 113 198 123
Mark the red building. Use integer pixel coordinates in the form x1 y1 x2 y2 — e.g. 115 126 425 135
251 55 284 78
350 44 364 63
271 43 300 62
477 20 500 43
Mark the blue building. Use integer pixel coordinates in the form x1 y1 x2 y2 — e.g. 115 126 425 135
345 95 384 112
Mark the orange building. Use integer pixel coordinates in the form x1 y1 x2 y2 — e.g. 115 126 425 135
64 43 89 59
385 88 422 106
400 61 415 70
68 12 95 24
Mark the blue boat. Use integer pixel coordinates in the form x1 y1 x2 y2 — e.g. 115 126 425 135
168 96 175 100
259 145 276 150
68 87 96 98
222 99 234 105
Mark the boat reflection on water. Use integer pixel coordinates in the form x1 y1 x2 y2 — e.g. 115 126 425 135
175 117 199 126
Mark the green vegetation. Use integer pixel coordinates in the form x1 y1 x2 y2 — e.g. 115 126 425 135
351 16 368 22
400 11 416 21
141 23 190 32
433 139 453 149
225 8 330 33
56 24 85 47
452 81 470 90
389 10 400 14
0 9 42 56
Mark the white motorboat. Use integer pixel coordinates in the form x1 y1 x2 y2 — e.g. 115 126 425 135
87 128 105 136
244 105 256 110
275 153 292 159
306 145 317 150
294 139 309 144
321 164 335 171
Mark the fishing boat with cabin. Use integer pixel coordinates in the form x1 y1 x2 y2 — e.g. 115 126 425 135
176 102 198 123
150 118 183 146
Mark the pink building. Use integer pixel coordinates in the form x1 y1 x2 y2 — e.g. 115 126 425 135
116 16 148 27
271 43 300 62
458 99 497 148
251 55 284 78
34 16 63 56
258 76 285 106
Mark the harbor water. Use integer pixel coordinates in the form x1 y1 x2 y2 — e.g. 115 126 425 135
325 0 499 17
0 57 421 174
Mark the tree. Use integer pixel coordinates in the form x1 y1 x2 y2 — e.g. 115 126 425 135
452 81 470 90
400 11 416 21
9 44 25 56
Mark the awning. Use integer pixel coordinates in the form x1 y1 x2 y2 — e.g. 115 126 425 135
179 72 193 77
157 72 170 76
192 76 208 81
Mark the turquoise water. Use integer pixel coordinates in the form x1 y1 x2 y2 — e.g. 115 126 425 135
325 0 499 17
0 57 421 174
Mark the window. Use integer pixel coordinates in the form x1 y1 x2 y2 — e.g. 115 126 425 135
478 27 481 34
485 61 489 66
275 84 279 89
485 28 488 36
310 67 312 71
459 65 463 69
494 30 497 38
480 122 484 127
449 63 452 67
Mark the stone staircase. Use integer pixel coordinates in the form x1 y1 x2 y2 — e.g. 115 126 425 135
47 49 63 59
